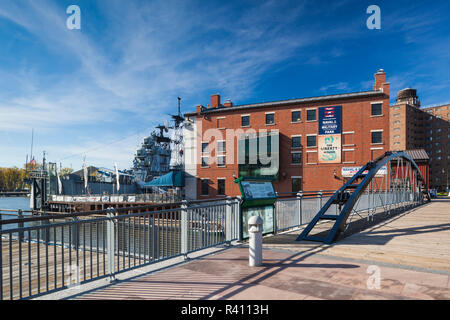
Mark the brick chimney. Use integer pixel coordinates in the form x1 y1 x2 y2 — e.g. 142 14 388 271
196 105 204 113
374 69 386 91
211 94 221 108
224 99 233 107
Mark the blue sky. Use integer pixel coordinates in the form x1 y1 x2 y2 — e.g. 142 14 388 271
1 0 449 170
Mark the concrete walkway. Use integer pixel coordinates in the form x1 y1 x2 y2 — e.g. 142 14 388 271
67 198 450 300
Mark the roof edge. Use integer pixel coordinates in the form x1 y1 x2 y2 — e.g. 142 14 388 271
185 90 385 117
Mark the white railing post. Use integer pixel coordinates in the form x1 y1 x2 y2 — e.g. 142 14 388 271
248 216 263 267
106 207 116 282
317 191 323 212
181 200 188 259
297 191 303 226
236 196 242 242
225 197 233 245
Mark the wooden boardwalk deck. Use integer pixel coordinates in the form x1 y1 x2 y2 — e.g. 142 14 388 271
72 199 450 301
1 239 108 300
263 198 450 272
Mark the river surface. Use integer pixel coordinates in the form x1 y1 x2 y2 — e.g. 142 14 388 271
0 197 33 231
0 197 30 211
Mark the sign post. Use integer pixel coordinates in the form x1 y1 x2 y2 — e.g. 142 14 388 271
235 178 278 240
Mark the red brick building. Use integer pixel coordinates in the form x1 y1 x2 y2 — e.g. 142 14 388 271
183 70 391 199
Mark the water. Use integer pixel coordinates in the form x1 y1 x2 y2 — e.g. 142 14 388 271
0 197 30 211
0 197 32 231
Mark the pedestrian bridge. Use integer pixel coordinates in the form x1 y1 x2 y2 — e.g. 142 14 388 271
56 198 450 300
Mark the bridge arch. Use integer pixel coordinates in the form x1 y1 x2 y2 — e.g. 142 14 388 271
296 151 430 244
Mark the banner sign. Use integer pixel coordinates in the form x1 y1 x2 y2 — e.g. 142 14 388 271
318 106 342 163
319 106 342 135
342 166 387 177
318 135 342 163
241 181 276 200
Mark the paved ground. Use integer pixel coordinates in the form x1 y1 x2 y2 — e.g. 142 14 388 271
65 198 450 300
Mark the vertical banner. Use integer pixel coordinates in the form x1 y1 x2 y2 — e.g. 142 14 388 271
318 106 342 164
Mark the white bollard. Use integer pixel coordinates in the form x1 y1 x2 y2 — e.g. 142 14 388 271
248 216 263 267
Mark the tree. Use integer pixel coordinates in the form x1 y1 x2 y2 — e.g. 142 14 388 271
0 167 25 191
59 167 74 176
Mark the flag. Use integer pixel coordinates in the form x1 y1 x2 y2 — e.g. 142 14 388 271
57 170 63 195
115 163 120 192
83 157 88 190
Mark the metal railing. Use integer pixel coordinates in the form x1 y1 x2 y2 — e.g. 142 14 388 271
274 189 424 233
0 189 425 300
0 198 239 300
50 192 184 204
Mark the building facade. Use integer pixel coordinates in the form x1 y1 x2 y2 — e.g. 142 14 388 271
390 89 449 192
184 70 391 199
422 105 450 191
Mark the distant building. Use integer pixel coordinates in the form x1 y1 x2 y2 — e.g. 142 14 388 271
390 88 426 151
390 90 449 191
422 104 450 191
184 70 391 199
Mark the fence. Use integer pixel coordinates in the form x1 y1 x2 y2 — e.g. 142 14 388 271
50 192 184 205
0 198 239 300
275 189 422 233
0 189 423 300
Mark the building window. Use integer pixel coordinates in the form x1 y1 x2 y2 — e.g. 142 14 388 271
371 103 383 116
306 151 318 164
306 135 317 147
371 131 383 144
217 155 226 167
218 141 226 153
217 179 225 195
394 121 400 124
241 115 250 127
292 152 302 164
201 157 209 167
292 177 302 193
306 109 317 121
394 135 400 138
343 149 355 163
266 113 275 125
201 179 209 196
201 142 209 153
292 110 301 123
292 136 302 148
394 114 400 118
342 132 354 146
217 117 226 129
